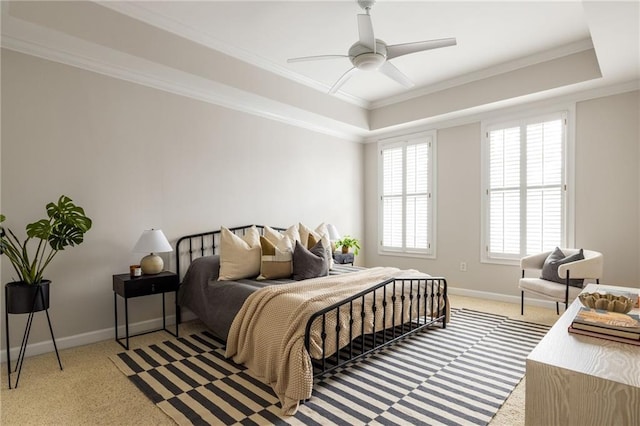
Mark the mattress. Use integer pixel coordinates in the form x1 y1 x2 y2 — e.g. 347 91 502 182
178 254 361 341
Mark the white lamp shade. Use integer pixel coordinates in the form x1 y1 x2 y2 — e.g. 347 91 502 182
133 229 173 254
327 224 341 241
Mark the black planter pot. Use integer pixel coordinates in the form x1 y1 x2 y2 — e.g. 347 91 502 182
5 280 51 314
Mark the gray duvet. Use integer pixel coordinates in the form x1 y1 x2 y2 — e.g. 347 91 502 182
178 255 360 341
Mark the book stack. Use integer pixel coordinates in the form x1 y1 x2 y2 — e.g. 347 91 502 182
569 306 640 346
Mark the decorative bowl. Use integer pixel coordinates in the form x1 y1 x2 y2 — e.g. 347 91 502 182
578 292 635 314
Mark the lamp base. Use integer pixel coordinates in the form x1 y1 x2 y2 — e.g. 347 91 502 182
140 254 164 275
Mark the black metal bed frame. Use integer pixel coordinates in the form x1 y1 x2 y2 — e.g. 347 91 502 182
175 225 448 379
175 225 284 281
305 275 446 378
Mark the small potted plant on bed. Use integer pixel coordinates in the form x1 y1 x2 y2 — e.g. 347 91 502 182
335 235 360 256
1 195 92 314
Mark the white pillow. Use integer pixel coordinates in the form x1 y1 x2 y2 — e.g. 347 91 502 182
218 226 261 280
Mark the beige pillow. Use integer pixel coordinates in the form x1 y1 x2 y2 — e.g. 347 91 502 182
299 223 328 248
218 226 261 280
258 235 293 279
264 224 300 246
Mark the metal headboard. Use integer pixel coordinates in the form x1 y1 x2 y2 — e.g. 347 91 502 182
175 225 285 281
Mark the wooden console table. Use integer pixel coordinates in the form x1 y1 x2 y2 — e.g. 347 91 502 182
525 284 640 426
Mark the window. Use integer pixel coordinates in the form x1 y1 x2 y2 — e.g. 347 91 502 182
482 111 571 262
379 132 435 257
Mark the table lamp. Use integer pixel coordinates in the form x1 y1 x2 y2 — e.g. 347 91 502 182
327 224 341 252
133 229 173 274
327 224 341 241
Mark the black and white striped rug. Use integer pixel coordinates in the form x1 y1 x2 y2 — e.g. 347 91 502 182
110 308 549 425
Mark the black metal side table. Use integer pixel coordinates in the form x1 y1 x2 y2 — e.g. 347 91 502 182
333 252 355 265
112 271 180 350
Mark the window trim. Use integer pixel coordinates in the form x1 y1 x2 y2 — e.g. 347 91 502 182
378 130 437 259
480 105 576 265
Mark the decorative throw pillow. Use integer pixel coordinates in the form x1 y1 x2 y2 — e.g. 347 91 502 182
292 240 329 280
299 222 334 269
218 226 261 280
298 223 314 249
258 235 293 279
541 247 585 288
264 224 300 246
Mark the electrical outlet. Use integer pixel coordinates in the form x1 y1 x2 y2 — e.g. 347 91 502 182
460 262 467 272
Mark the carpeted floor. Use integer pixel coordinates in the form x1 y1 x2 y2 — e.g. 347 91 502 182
0 295 559 425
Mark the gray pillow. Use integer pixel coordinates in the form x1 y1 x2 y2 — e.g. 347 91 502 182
541 247 585 288
292 240 329 280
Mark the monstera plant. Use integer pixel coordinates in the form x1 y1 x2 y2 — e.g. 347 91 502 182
0 195 92 285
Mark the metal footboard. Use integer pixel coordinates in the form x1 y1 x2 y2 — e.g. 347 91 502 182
304 276 447 378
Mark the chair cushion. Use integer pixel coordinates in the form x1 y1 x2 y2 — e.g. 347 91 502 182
541 247 585 288
519 277 583 301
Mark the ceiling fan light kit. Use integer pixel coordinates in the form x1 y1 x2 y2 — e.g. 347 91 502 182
349 43 386 71
287 0 457 95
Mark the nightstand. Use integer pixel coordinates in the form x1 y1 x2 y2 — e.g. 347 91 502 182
112 271 180 350
333 252 355 265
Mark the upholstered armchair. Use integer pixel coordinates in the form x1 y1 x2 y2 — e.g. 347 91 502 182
519 248 603 315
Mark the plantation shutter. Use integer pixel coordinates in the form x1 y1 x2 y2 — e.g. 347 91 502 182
488 126 521 256
486 115 565 259
525 119 563 254
381 137 432 254
405 142 429 249
382 146 403 248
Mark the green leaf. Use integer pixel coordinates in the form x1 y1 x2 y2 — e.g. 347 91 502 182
49 223 85 250
1 195 91 284
26 219 52 240
42 195 92 250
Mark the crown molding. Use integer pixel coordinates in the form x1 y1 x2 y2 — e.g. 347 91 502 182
370 38 596 110
363 79 639 143
1 13 367 142
97 1 372 109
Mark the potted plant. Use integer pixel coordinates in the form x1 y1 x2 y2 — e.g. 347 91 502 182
1 195 92 314
335 235 361 255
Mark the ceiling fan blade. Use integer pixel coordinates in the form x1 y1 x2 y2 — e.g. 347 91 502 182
357 14 376 53
386 38 457 60
379 61 414 88
329 67 358 94
287 55 349 63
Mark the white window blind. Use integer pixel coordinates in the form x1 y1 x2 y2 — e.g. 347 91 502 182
379 133 435 256
484 113 567 261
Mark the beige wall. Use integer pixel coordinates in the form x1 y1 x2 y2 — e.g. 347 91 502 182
575 91 640 284
2 44 638 355
364 90 640 298
0 49 364 351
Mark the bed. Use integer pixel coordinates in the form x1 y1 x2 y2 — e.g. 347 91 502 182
176 225 448 414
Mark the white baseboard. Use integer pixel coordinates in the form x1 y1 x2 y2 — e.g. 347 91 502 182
1 310 197 364
447 286 559 310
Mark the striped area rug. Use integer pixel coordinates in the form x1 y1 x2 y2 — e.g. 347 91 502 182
110 308 549 425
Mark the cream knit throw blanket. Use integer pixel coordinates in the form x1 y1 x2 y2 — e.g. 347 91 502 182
225 267 442 415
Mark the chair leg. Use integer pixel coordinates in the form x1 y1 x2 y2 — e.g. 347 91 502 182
556 302 559 315
521 291 524 315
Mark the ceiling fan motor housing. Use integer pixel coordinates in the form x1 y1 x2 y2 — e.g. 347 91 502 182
358 0 376 12
349 40 387 70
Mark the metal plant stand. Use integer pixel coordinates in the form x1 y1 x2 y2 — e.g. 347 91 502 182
4 284 63 389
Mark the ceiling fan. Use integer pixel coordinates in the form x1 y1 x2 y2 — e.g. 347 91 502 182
287 0 457 94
